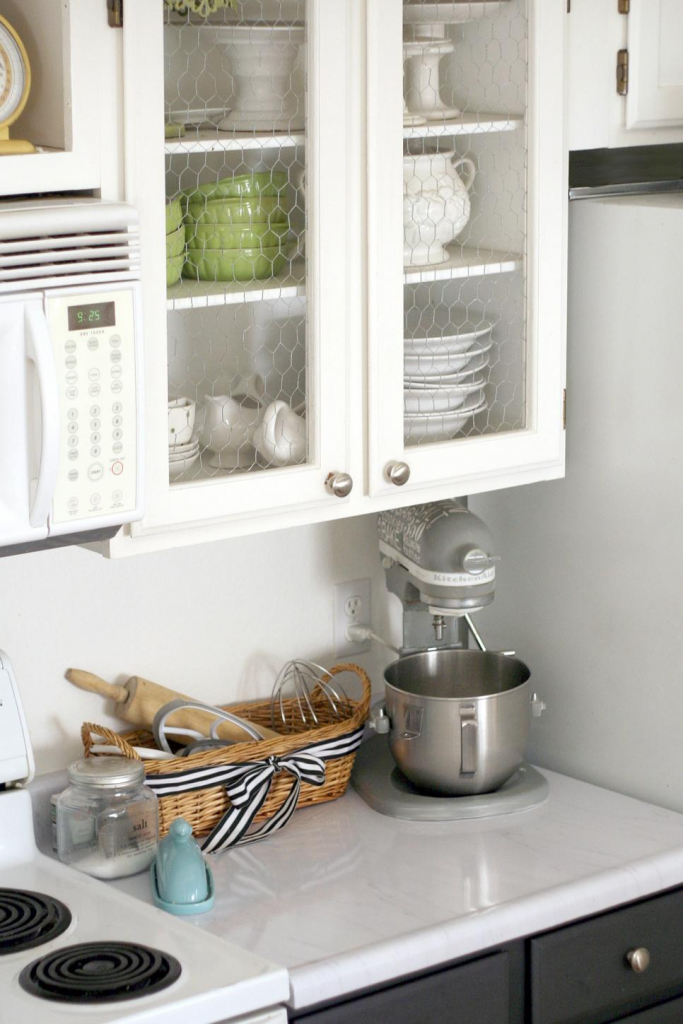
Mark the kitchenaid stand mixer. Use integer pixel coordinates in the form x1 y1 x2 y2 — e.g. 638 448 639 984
350 500 549 820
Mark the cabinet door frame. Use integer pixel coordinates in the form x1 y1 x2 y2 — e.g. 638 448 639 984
626 0 683 130
366 0 567 500
123 0 357 534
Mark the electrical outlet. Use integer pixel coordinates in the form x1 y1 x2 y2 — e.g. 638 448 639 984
334 578 371 657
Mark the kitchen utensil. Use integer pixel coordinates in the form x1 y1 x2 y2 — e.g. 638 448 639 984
167 254 184 287
403 151 476 266
0 16 35 154
404 375 486 413
83 664 372 845
165 197 183 235
213 24 306 132
89 742 175 761
404 339 493 377
165 226 185 259
253 400 307 466
153 698 263 753
198 394 262 469
380 648 533 795
270 659 350 734
183 172 289 203
168 398 196 445
183 244 291 282
178 738 234 756
185 221 291 251
65 668 279 742
184 196 289 226
151 817 215 915
404 395 487 441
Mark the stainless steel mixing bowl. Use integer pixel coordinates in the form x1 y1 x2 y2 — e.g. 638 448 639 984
383 649 532 795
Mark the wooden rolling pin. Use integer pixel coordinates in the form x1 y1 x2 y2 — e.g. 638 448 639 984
66 669 279 744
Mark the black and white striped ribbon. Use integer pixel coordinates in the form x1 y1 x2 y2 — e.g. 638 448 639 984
146 726 365 854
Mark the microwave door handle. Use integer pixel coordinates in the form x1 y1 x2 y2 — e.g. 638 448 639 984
25 303 60 528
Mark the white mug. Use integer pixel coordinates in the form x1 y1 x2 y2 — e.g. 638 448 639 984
253 400 307 467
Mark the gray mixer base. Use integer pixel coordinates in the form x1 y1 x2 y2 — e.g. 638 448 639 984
351 737 550 821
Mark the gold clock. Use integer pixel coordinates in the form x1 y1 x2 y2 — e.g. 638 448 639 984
0 15 35 155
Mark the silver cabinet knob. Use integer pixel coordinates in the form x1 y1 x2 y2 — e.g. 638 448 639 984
386 461 411 486
626 948 651 973
325 472 353 498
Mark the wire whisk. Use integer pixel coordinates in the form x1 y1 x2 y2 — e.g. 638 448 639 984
270 659 350 734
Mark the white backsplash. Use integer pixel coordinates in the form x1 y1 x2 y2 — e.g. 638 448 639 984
0 514 395 774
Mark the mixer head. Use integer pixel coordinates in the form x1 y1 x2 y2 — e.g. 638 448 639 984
378 501 498 619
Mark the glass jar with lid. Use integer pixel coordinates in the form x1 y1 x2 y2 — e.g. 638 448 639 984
56 756 159 879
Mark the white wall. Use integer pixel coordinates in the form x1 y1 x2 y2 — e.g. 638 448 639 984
473 194 683 814
1 515 392 774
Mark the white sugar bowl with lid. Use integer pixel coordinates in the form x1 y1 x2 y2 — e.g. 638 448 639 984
56 756 158 879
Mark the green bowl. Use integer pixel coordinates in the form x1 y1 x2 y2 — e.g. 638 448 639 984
183 245 292 282
185 222 291 250
166 197 183 235
183 172 289 203
166 225 186 259
184 196 290 226
167 254 184 287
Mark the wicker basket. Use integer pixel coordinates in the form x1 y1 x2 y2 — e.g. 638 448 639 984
82 663 370 841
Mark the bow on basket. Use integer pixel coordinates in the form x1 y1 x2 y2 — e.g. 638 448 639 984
146 727 364 854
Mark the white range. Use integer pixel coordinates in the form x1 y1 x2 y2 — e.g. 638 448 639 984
0 651 288 1024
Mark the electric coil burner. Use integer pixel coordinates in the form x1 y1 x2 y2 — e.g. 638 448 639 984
19 941 182 1003
0 889 71 954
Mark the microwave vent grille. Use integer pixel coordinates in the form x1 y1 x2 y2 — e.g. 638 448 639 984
0 200 141 291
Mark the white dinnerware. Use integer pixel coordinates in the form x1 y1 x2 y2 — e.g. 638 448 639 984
404 375 486 414
253 400 307 467
404 394 488 443
168 397 196 446
403 151 476 266
403 38 460 122
404 338 492 377
198 393 262 470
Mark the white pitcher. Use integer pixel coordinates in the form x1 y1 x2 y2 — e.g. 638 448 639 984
253 400 306 467
403 151 476 267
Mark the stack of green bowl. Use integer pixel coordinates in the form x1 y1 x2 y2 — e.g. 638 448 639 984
181 172 293 283
166 198 185 287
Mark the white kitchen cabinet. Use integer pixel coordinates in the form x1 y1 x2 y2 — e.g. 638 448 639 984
0 0 117 198
568 0 683 150
108 0 567 556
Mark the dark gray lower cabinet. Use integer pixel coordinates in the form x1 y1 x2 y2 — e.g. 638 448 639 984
292 951 512 1024
290 887 683 1024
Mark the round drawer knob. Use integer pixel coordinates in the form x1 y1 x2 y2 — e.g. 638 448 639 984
325 472 353 498
626 948 651 973
386 461 411 486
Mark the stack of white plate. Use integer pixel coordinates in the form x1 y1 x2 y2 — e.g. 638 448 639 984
404 310 493 442
169 437 200 479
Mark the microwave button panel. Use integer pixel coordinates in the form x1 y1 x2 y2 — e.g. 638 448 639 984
47 289 139 527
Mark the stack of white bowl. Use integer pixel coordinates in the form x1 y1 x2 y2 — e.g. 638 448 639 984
168 398 199 479
404 309 493 443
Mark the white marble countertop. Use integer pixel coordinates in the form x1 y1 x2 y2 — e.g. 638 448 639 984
109 765 683 1011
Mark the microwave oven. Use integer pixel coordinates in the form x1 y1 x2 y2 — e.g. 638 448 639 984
0 198 144 552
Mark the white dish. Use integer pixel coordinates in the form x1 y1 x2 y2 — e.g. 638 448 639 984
168 397 196 445
404 339 492 377
168 437 199 455
404 395 487 442
404 360 489 388
404 307 494 344
169 450 200 478
404 375 486 414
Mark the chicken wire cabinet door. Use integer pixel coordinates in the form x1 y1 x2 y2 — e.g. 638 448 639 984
366 0 566 500
123 0 355 533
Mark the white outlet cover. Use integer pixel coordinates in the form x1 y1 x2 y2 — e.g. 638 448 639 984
334 578 371 658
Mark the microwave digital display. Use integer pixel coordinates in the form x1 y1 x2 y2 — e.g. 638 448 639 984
67 301 116 332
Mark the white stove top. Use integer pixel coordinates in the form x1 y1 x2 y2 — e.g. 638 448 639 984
0 790 288 1024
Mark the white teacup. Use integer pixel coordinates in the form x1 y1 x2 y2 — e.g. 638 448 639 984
253 400 307 467
198 394 261 470
168 398 196 446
